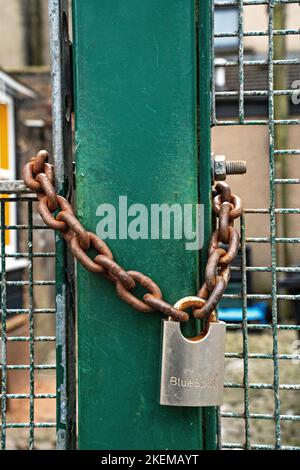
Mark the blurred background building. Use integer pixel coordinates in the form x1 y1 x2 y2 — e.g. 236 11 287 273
0 0 49 68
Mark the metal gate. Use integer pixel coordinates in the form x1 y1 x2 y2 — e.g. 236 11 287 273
213 0 300 450
0 0 299 450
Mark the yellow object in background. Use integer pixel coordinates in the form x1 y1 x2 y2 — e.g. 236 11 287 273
0 102 10 246
0 103 9 168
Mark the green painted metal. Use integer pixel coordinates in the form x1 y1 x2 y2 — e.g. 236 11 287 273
198 0 217 451
73 0 205 450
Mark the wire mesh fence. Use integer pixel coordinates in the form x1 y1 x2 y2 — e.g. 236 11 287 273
0 188 56 450
213 0 300 450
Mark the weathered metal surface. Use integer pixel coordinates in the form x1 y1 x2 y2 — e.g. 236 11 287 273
0 192 57 449
198 0 217 450
73 0 203 450
48 0 76 450
0 181 32 194
1 202 7 449
194 182 242 321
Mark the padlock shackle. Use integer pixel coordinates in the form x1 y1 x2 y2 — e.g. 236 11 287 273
170 296 218 339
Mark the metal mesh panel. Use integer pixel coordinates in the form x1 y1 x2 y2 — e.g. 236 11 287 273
213 0 300 450
1 0 299 452
0 186 56 450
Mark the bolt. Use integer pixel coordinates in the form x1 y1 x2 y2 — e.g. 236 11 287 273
214 154 226 181
212 154 247 181
225 160 247 176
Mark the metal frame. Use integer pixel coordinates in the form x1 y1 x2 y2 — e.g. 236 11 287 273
48 0 76 450
1 0 75 449
1 189 56 450
198 0 218 450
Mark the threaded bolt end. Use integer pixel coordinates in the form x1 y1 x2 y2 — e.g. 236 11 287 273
225 160 247 175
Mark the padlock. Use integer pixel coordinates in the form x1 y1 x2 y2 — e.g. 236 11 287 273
160 296 226 407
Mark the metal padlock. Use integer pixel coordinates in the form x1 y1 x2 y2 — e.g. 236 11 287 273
160 296 226 407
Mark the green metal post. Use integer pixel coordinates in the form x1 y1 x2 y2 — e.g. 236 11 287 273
198 0 217 450
72 0 208 450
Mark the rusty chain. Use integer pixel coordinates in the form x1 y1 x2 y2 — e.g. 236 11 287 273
23 150 242 323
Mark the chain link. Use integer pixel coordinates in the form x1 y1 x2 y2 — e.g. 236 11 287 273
23 151 243 323
193 182 241 320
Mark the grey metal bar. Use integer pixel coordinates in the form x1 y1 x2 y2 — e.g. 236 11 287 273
215 59 300 66
28 200 35 449
48 0 76 450
215 28 300 38
1 202 7 449
215 0 300 5
0 181 32 194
